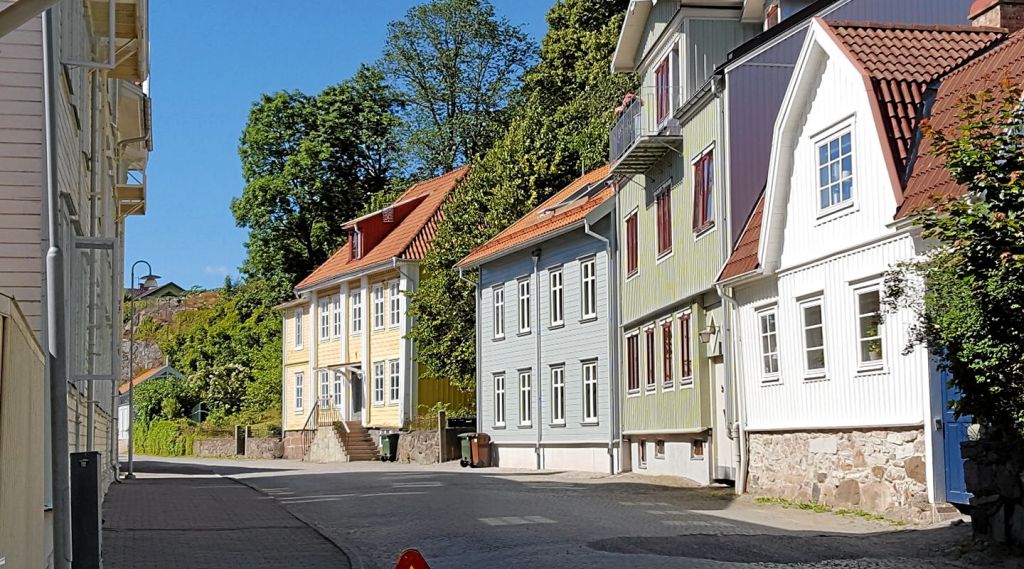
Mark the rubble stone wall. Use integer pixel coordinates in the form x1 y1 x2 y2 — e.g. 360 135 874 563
963 438 1024 546
397 430 439 464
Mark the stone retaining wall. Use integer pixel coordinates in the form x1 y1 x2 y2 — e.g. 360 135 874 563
193 437 237 457
245 436 283 459
748 427 937 522
963 437 1024 546
397 430 439 464
282 431 306 460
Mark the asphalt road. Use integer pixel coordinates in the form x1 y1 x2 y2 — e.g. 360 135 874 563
109 458 1019 569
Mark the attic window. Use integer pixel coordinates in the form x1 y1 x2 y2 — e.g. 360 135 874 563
351 230 362 259
383 206 394 223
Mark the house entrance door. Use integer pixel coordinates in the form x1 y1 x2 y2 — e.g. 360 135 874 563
941 369 972 504
350 369 363 421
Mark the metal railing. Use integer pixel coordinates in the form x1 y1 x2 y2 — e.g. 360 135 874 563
299 401 320 458
609 86 684 164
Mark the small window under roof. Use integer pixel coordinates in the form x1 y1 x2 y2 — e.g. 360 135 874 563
540 179 611 216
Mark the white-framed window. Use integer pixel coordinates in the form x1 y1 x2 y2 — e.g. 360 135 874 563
518 278 531 334
580 258 597 320
294 308 303 349
626 332 640 393
582 360 598 424
549 268 564 327
662 319 674 388
758 308 780 382
372 284 385 330
801 298 826 378
351 290 363 334
519 370 532 426
492 285 505 339
551 365 565 425
373 361 385 404
817 129 854 212
319 297 331 341
388 359 401 404
856 287 884 368
332 295 342 337
333 372 344 407
294 372 304 412
319 370 331 407
645 326 656 391
638 439 647 468
494 374 506 427
678 312 693 387
389 280 401 328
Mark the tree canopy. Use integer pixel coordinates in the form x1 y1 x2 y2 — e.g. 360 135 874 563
232 66 404 300
380 0 535 175
407 0 636 390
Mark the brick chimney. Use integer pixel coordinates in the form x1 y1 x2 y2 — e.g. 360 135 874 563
971 0 1024 32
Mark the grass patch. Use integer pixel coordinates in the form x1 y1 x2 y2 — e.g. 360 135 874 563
754 496 906 526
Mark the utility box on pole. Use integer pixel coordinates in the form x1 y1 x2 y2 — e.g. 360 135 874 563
70 451 101 569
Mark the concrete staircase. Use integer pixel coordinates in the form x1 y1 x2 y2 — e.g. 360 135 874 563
304 421 378 463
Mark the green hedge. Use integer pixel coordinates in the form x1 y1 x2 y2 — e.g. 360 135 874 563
133 419 197 457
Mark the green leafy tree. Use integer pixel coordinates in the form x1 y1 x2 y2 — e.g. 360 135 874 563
233 66 404 300
407 0 636 389
887 81 1024 438
380 0 535 174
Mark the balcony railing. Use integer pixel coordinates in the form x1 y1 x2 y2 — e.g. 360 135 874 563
610 86 685 174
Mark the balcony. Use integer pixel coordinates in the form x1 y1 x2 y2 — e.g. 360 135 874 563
609 86 684 175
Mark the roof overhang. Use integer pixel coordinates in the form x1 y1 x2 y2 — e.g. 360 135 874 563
458 222 586 271
295 258 397 294
117 80 151 167
343 194 428 230
741 0 764 22
611 0 653 73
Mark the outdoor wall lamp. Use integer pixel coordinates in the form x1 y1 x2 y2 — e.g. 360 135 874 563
698 323 718 344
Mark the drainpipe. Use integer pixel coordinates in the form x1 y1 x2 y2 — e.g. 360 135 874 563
716 283 746 495
43 9 72 569
531 249 542 470
456 268 480 433
583 218 619 475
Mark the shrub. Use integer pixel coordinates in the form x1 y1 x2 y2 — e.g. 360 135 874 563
133 418 197 457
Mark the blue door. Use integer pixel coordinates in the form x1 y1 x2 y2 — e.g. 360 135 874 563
941 370 973 504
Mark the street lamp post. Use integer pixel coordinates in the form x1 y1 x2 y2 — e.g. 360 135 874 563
125 259 151 480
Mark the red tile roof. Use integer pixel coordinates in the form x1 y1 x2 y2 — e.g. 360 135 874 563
718 193 765 282
457 166 612 268
823 21 1004 179
900 30 1024 217
118 366 176 395
297 166 469 290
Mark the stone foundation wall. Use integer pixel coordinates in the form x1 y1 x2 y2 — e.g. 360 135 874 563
193 437 237 457
963 437 1024 546
282 431 306 460
397 430 439 464
748 427 934 522
245 436 283 459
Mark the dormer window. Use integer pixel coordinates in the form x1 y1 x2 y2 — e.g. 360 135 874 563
817 130 854 213
351 230 362 259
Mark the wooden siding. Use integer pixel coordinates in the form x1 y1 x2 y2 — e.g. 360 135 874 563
347 279 363 362
735 235 930 430
619 100 723 326
685 19 759 97
637 0 679 67
284 304 310 366
283 363 310 431
477 222 614 445
0 9 43 333
314 285 342 368
416 370 474 413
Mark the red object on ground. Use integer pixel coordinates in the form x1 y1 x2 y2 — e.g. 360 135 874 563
395 549 431 569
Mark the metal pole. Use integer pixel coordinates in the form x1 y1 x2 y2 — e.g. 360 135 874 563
125 259 150 479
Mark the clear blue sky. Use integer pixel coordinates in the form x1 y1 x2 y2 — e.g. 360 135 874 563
124 0 553 290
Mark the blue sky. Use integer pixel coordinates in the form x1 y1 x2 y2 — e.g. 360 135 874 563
125 1 553 290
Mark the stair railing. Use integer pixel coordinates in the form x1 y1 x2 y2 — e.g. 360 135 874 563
299 401 320 459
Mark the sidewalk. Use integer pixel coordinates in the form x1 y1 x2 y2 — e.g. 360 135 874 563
103 459 350 569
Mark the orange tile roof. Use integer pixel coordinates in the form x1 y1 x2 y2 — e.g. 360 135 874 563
823 21 1004 180
900 29 1024 217
118 366 170 395
297 166 469 290
718 193 765 282
457 166 612 268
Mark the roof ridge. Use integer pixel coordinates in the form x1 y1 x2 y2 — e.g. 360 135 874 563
826 20 1006 34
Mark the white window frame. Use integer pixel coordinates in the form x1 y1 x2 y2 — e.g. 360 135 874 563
855 285 885 370
294 308 303 349
644 326 657 392
319 297 331 341
551 365 565 425
372 361 385 405
492 285 505 340
815 124 855 216
372 283 385 330
351 290 363 334
494 374 506 427
678 311 694 388
388 280 401 328
332 295 342 338
388 359 401 404
519 370 532 426
319 370 331 407
758 306 780 383
800 297 827 379
638 439 647 469
625 331 641 395
333 371 344 407
580 257 597 321
582 360 599 424
549 268 564 327
294 372 304 413
518 278 531 334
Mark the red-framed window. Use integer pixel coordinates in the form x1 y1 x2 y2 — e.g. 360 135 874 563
679 312 693 385
693 150 715 232
662 321 673 386
625 212 639 276
645 327 656 390
626 334 640 392
656 185 672 257
655 56 670 123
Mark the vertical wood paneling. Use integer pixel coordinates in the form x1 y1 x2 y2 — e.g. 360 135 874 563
687 19 760 96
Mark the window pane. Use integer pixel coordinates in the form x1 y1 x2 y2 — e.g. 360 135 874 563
807 348 825 370
841 156 852 178
841 132 851 154
805 326 823 348
820 188 830 209
841 179 852 201
859 290 880 314
819 166 829 187
830 139 839 160
819 144 828 165
804 305 822 327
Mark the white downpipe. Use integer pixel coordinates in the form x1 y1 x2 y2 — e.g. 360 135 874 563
717 283 746 495
531 250 542 470
43 9 72 568
583 218 619 476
